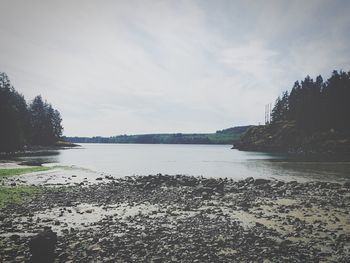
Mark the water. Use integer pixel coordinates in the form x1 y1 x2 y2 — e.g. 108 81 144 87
17 143 350 182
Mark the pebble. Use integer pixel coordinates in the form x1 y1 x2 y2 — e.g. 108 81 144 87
0 174 349 262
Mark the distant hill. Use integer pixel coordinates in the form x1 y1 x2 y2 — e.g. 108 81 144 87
64 126 252 145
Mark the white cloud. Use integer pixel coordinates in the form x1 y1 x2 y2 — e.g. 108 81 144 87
219 41 281 83
0 0 349 136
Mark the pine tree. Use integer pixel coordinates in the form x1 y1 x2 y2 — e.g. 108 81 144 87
0 73 29 151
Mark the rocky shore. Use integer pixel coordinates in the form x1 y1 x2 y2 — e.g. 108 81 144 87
0 142 80 158
234 122 350 157
1 174 350 262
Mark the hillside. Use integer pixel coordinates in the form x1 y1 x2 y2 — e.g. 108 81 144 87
65 126 252 145
235 70 350 156
234 121 350 155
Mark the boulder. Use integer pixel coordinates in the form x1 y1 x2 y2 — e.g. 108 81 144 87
253 178 270 186
29 227 57 263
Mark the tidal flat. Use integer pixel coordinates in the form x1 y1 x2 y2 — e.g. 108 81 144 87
0 173 350 262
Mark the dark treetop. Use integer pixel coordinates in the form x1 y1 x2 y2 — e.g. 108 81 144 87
235 70 350 155
0 73 63 152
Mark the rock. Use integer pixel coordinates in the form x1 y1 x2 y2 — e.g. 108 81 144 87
273 181 285 187
254 178 270 185
15 256 26 261
3 247 15 254
244 177 254 184
29 228 57 263
343 182 350 188
96 177 103 181
88 244 101 252
151 256 163 263
69 242 81 250
10 234 20 241
19 161 42 166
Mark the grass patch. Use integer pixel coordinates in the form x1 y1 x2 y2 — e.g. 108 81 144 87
0 166 52 178
0 186 42 208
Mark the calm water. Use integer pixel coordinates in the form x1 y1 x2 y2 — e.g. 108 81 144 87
18 143 350 182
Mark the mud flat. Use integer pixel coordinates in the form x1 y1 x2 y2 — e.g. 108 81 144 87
1 174 350 262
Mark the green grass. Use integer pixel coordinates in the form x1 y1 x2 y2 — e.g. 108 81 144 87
0 166 52 178
0 186 42 208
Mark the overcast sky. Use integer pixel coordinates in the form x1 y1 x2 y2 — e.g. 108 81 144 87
1 0 350 136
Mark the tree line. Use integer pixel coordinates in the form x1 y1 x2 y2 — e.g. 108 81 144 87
0 73 63 152
65 130 245 145
271 70 350 133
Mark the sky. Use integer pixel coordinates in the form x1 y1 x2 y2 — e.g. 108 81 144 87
1 0 350 136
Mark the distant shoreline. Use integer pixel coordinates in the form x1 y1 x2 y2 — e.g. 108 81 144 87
71 141 234 145
63 126 251 145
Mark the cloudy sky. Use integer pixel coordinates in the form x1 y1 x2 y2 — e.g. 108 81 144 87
1 0 349 136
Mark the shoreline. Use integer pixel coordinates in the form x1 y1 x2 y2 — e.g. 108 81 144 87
234 122 350 158
0 142 81 159
0 174 349 262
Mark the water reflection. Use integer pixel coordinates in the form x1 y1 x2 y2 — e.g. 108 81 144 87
257 159 350 181
15 144 350 182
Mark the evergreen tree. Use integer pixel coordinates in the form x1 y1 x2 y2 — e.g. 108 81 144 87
271 70 350 133
271 91 288 123
29 96 63 145
0 72 64 152
288 81 301 120
0 73 29 151
322 70 350 131
52 109 63 139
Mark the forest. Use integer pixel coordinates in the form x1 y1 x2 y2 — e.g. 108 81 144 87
271 70 350 133
0 73 63 152
235 70 350 154
65 126 250 145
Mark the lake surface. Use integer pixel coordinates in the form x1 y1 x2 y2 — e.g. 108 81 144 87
17 143 350 182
